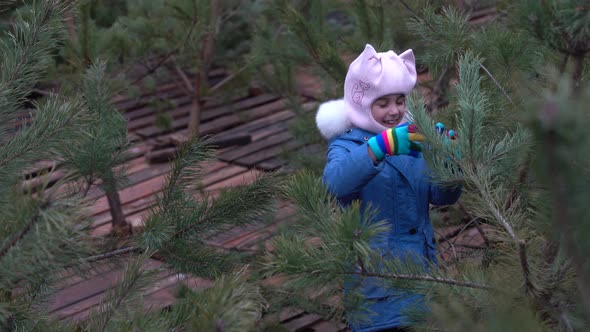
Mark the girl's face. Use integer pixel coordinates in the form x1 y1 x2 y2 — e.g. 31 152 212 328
371 94 406 128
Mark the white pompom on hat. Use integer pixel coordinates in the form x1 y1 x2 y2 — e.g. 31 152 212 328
316 44 417 140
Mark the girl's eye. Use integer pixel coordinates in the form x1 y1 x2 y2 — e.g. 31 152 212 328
396 98 405 105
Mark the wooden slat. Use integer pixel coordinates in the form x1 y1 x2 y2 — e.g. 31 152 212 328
135 97 290 139
48 259 163 315
129 94 277 131
234 139 304 168
62 271 186 321
311 320 349 332
220 205 297 250
114 82 185 113
125 91 271 131
205 201 290 246
218 130 293 162
90 162 249 232
282 313 324 331
205 169 263 192
90 174 168 216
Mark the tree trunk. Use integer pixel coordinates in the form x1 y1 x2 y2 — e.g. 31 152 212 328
188 0 220 138
80 1 91 67
106 187 127 231
188 77 203 138
64 8 78 47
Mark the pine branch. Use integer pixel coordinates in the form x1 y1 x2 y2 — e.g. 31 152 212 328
173 62 193 96
84 246 141 263
89 255 158 331
503 154 531 212
478 62 515 106
124 17 199 88
476 181 516 242
398 0 423 25
0 1 67 136
517 239 542 298
0 200 49 260
350 271 493 290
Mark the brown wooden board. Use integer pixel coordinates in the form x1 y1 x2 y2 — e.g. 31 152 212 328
134 97 290 139
234 139 304 168
61 270 185 321
282 313 324 331
125 91 275 132
48 259 163 317
90 161 244 232
310 320 349 332
218 130 293 162
205 200 290 246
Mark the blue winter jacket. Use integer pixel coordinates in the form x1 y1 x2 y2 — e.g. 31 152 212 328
323 128 461 331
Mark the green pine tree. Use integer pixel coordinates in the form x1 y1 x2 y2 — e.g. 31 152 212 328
59 61 132 232
0 1 286 331
0 1 95 329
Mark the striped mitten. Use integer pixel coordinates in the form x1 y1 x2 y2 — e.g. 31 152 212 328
368 123 426 160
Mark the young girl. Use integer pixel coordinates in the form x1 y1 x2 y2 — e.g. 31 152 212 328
316 44 462 331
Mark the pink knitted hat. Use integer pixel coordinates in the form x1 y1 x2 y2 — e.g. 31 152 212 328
344 44 417 134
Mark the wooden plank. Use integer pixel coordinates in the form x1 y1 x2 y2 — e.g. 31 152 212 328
114 82 185 113
280 307 306 322
257 143 325 171
140 276 214 312
91 206 154 236
221 110 295 137
61 270 187 322
248 121 290 142
201 164 250 188
127 95 192 131
256 158 290 171
90 174 168 216
129 94 278 130
89 177 163 217
310 320 349 332
125 91 272 131
122 90 190 121
89 162 240 230
237 216 299 252
205 169 263 192
235 139 304 168
135 98 290 139
205 201 290 246
48 259 163 315
282 313 324 331
52 259 128 293
90 194 156 230
218 131 293 162
87 162 171 201
219 204 296 249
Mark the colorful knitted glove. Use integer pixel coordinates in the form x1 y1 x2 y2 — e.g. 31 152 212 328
368 123 426 160
435 122 461 159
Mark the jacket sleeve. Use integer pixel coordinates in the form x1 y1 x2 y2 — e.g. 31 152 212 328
322 140 384 201
429 182 462 206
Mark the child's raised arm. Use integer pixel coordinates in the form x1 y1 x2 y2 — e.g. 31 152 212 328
322 140 384 202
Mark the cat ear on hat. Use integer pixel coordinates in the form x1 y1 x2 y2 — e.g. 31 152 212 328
398 49 416 74
359 44 378 63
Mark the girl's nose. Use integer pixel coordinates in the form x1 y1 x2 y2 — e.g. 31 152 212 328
388 106 400 115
